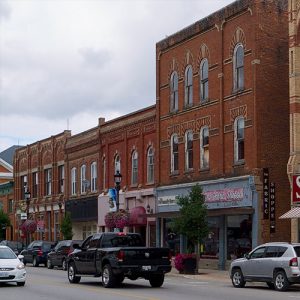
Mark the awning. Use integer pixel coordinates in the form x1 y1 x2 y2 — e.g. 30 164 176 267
279 207 300 219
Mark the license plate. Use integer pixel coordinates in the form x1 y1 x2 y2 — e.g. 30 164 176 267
142 266 151 271
0 272 8 277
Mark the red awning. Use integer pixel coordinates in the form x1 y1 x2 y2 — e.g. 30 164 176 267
129 206 147 226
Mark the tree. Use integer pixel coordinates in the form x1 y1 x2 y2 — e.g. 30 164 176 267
174 184 208 271
60 212 73 240
0 209 11 240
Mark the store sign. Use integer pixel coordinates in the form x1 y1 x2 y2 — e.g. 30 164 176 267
270 182 276 233
263 168 269 219
292 175 300 203
203 188 244 203
158 196 176 206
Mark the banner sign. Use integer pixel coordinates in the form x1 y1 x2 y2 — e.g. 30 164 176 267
203 188 244 203
108 188 117 212
270 182 276 233
292 175 300 203
263 168 270 219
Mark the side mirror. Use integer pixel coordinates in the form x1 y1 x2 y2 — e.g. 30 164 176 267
18 254 24 261
244 253 250 260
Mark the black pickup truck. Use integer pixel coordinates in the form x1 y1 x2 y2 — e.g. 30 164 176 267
66 232 172 288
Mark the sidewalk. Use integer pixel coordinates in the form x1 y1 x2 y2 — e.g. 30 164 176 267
167 267 229 283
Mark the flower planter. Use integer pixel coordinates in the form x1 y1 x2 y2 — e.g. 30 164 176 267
174 253 197 274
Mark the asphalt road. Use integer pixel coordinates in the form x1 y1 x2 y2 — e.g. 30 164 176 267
1 266 300 300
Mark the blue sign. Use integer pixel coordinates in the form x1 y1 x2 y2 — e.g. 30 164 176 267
108 188 117 212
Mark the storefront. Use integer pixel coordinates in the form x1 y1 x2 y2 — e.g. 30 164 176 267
155 175 258 270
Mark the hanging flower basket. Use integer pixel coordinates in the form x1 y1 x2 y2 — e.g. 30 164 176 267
105 209 130 229
20 220 37 234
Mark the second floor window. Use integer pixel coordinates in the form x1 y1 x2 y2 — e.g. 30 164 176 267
8 199 13 213
200 127 209 169
185 131 193 170
234 117 245 162
185 65 193 106
91 162 97 192
58 165 64 194
233 44 244 91
71 167 77 195
114 155 121 174
171 134 179 173
170 71 178 111
200 59 208 102
147 147 154 183
131 151 138 185
44 168 52 196
32 172 38 198
81 164 87 194
21 175 27 200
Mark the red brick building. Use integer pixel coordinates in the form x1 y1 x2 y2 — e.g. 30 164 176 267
155 0 290 269
13 131 71 243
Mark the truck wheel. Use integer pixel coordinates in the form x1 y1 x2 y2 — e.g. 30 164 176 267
149 274 165 287
102 264 116 288
33 257 39 267
47 258 53 269
68 262 81 283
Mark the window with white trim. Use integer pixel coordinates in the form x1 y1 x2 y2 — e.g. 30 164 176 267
171 134 179 173
91 162 97 192
200 59 208 102
80 164 87 194
233 44 244 91
114 155 121 174
185 131 193 170
131 151 138 185
234 117 245 162
200 126 209 169
184 65 193 106
170 72 178 111
44 168 52 196
58 165 64 194
71 167 77 195
147 147 154 183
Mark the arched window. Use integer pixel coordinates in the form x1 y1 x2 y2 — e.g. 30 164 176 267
233 44 244 91
71 167 77 195
185 65 193 106
185 131 193 170
147 147 154 183
200 59 209 102
200 126 209 169
91 161 97 192
234 117 245 162
114 154 121 174
131 151 138 185
80 164 87 194
170 72 178 112
171 134 179 173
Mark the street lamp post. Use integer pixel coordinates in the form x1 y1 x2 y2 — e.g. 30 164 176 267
114 171 122 212
24 187 31 246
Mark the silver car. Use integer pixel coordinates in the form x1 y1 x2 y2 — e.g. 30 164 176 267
229 242 300 291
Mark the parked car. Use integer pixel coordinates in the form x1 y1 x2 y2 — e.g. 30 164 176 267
67 232 172 288
230 242 300 291
0 240 24 255
21 240 55 267
47 240 82 270
0 245 26 286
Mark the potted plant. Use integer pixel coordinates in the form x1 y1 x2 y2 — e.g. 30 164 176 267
104 209 130 229
174 253 197 274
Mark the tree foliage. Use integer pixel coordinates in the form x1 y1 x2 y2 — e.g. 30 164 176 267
174 184 209 250
60 212 73 240
0 209 11 240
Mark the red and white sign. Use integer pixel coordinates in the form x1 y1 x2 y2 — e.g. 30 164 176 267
203 188 244 203
293 175 300 203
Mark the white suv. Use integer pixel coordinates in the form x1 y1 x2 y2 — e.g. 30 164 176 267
229 242 300 291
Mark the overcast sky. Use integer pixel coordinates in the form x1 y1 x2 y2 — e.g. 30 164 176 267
0 0 234 153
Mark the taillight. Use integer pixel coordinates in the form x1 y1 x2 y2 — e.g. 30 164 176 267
117 250 125 262
37 249 43 257
290 257 298 267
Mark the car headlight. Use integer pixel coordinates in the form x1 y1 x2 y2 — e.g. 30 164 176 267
16 263 25 270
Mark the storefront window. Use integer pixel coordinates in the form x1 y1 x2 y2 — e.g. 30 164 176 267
165 219 179 256
201 217 220 259
227 215 252 260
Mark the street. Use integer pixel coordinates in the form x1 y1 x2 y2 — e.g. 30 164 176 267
2 266 300 300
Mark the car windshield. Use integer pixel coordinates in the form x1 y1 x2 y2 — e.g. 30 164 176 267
0 248 17 259
42 243 53 251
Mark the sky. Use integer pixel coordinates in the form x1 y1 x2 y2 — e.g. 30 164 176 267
0 0 234 153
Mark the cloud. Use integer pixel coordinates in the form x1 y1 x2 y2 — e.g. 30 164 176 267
79 47 112 69
0 0 11 21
